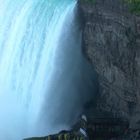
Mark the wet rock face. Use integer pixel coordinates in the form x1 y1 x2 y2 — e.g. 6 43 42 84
78 0 140 127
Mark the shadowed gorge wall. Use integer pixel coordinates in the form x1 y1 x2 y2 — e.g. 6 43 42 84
78 0 140 129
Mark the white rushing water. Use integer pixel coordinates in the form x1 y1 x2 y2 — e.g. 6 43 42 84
0 0 85 139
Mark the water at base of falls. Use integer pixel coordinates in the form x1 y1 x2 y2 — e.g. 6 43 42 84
0 0 85 139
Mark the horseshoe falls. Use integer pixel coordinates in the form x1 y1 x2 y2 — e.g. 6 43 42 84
0 0 95 140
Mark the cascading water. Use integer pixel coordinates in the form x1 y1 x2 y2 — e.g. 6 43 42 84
0 0 90 139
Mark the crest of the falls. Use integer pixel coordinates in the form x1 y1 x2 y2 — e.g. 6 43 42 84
0 0 86 139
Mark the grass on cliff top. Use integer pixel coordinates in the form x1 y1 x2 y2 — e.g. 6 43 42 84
125 0 140 14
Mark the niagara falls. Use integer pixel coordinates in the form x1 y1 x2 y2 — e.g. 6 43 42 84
1 0 137 139
0 0 97 139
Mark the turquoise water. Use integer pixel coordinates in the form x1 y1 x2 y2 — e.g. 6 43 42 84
0 0 85 139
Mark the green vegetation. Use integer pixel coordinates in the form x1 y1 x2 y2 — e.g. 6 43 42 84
125 0 140 14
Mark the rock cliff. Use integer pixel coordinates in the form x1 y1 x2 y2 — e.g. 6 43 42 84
78 0 140 129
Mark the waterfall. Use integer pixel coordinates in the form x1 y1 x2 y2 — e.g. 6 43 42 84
0 0 88 139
